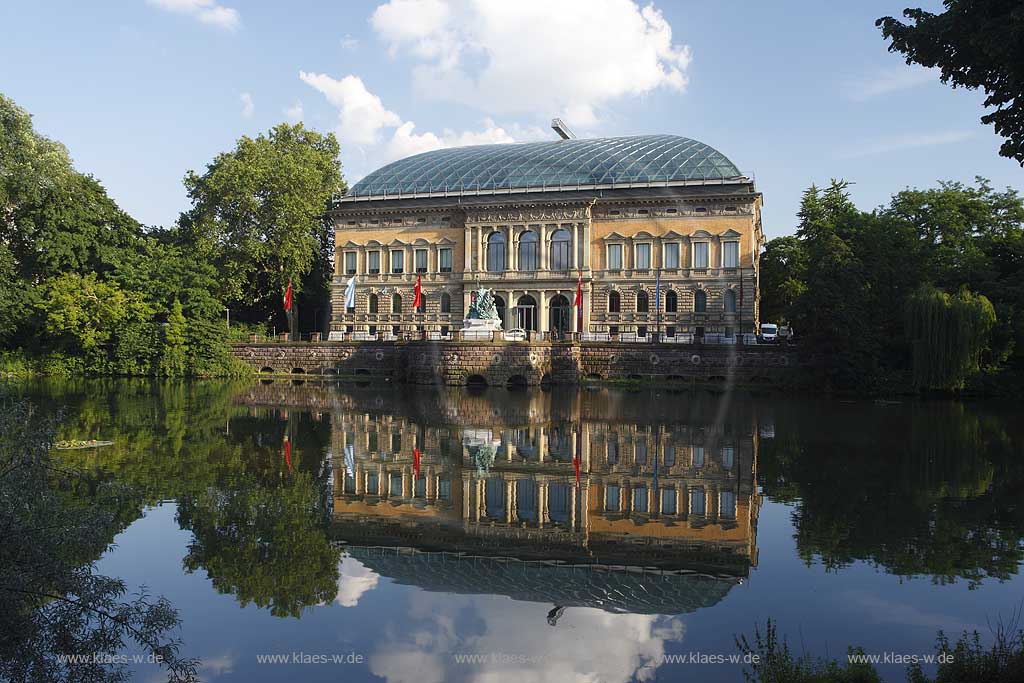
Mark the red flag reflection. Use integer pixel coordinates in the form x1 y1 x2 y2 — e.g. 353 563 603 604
283 436 292 472
413 447 421 480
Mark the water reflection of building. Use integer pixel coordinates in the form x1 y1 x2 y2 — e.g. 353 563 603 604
328 389 759 578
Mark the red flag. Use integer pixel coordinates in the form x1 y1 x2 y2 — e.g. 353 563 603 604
283 437 292 473
413 276 423 310
283 279 293 312
574 271 583 332
413 447 421 480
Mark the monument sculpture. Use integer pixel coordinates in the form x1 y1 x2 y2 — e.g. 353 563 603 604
462 286 502 333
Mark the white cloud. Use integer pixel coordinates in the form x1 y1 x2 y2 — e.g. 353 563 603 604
299 72 402 146
838 130 975 159
239 92 254 118
284 100 304 123
147 0 240 31
335 555 380 607
300 70 539 180
340 34 360 51
369 0 692 127
844 65 938 102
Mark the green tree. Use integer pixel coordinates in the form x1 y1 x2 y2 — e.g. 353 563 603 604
179 123 345 335
161 298 188 377
758 236 807 323
878 1 1024 164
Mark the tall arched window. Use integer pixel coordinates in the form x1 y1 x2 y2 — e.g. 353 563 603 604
550 229 571 271
487 231 506 272
724 289 737 313
609 291 621 313
518 230 538 271
666 290 678 313
392 293 402 314
694 290 707 313
637 291 649 313
440 292 451 314
368 293 379 314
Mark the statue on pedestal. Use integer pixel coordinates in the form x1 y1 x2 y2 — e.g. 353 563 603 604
463 286 502 332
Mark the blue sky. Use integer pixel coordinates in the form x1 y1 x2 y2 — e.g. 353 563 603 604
2 0 1019 238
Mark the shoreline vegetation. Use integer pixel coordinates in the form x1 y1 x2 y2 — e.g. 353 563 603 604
3 92 1024 397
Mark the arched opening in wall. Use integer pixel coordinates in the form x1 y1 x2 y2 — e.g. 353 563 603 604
519 230 538 271
494 295 506 329
506 374 528 390
260 367 275 374
666 290 678 313
259 377 274 385
291 367 306 374
539 373 554 390
291 378 305 386
487 231 506 272
725 289 737 313
466 374 488 389
549 294 571 338
323 367 339 375
440 292 452 314
550 229 572 271
516 295 537 332
608 291 621 313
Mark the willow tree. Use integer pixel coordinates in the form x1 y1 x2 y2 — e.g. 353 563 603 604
905 284 996 390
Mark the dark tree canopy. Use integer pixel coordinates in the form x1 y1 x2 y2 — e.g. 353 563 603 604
878 1 1024 164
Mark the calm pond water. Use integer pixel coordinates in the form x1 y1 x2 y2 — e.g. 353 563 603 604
17 379 1024 682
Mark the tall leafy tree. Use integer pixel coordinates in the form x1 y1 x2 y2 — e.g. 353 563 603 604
758 236 807 324
179 124 345 335
878 1 1024 164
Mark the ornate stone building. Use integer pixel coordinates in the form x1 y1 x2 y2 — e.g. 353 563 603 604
329 134 765 340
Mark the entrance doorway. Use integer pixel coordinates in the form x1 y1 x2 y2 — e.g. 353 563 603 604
549 294 571 339
516 295 537 332
494 295 506 330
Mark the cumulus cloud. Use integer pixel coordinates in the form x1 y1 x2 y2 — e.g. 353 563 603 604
284 100 304 123
335 555 380 607
147 0 240 31
239 92 254 118
300 70 541 180
844 65 939 102
369 0 692 127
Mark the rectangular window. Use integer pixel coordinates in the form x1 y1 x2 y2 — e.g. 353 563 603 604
366 472 379 495
720 491 736 518
661 489 677 515
691 487 706 515
414 477 425 497
439 247 453 272
638 325 648 337
368 251 381 274
607 243 622 270
633 487 648 513
722 446 735 470
391 432 402 453
344 251 357 275
368 432 378 452
664 444 676 466
415 249 427 273
607 437 618 465
723 241 739 268
391 250 404 274
692 446 705 467
635 440 647 465
693 242 709 269
666 326 676 338
635 243 651 270
390 473 402 497
606 484 620 512
438 479 451 501
664 242 679 269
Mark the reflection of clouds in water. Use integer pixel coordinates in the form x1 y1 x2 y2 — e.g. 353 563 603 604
335 555 380 607
845 591 983 633
368 590 685 683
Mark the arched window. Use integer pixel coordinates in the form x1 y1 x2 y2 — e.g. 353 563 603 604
666 290 678 313
518 230 538 271
550 229 571 271
724 289 737 313
368 293 379 314
392 293 402 314
609 291 621 313
440 292 451 314
694 290 707 313
637 291 649 313
487 231 506 272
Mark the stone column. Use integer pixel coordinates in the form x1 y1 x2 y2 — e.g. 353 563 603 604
506 225 514 271
537 427 546 462
572 223 580 270
430 243 438 273
654 236 662 269
580 221 591 270
570 484 577 531
465 227 474 271
537 481 546 528
540 225 549 270
462 477 471 519
506 479 515 524
538 291 549 334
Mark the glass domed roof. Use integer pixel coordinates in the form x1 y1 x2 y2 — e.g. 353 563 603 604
345 134 743 200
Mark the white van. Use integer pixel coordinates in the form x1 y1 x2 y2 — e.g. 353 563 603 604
759 323 778 342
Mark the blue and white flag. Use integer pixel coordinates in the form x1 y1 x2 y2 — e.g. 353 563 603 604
344 276 356 310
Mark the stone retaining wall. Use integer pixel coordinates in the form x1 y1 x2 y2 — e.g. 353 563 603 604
232 342 798 389
231 341 798 387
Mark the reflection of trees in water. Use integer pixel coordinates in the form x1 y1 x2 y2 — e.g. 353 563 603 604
759 401 1024 587
28 379 342 618
176 471 341 618
0 402 198 682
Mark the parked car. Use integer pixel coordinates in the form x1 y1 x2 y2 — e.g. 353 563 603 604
503 328 527 341
759 323 778 343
